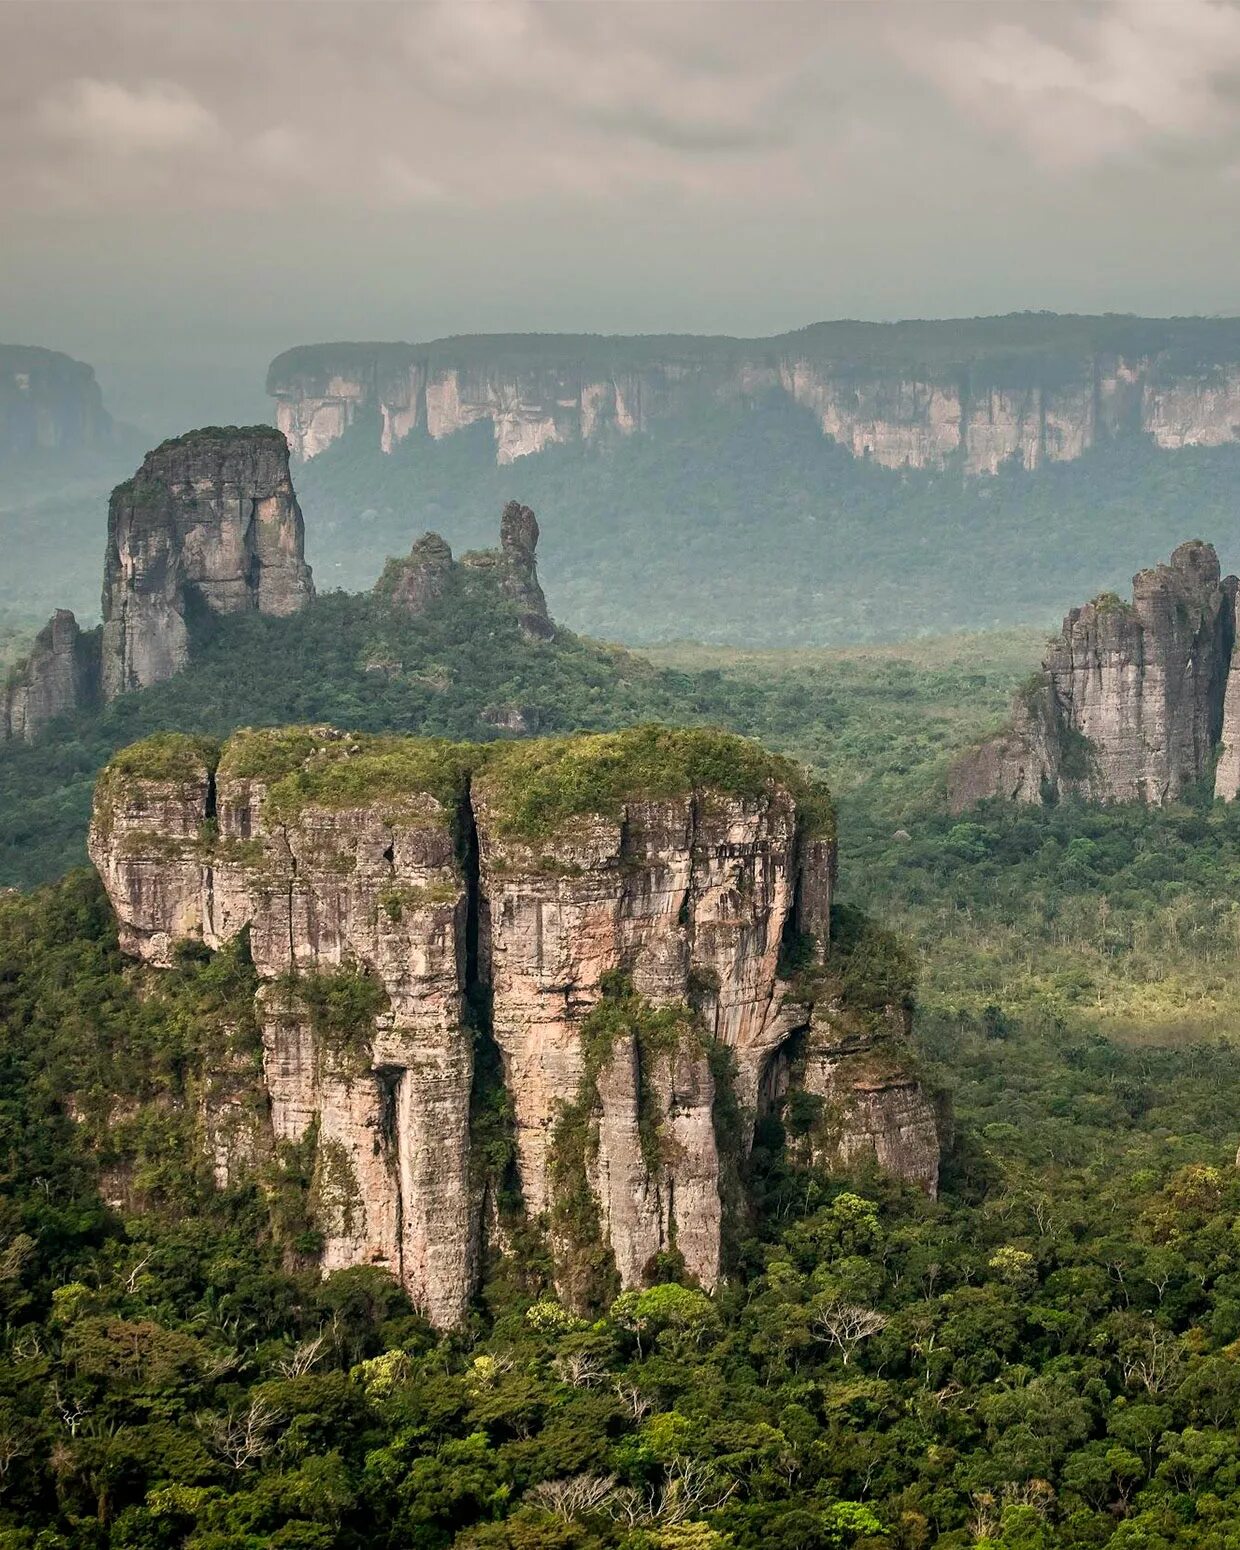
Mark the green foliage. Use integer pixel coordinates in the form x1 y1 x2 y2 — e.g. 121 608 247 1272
11 834 1240 1544
286 966 389 1074
478 725 826 841
291 390 1240 648
102 730 221 784
259 731 476 823
0 563 840 888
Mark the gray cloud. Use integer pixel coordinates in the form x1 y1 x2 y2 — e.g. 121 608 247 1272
2 0 1240 404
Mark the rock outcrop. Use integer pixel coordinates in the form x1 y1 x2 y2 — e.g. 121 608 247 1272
4 428 316 741
498 501 554 640
90 725 937 1325
1 345 113 456
268 316 1240 473
376 501 555 640
377 532 455 615
101 427 313 698
950 541 1240 809
1 610 101 742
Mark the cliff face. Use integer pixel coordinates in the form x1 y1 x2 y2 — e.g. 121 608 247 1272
0 345 112 456
89 725 937 1325
950 541 1240 809
3 427 315 740
100 427 314 699
1 610 101 743
268 317 1240 473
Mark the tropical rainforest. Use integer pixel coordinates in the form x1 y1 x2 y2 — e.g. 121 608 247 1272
291 399 1240 646
6 520 1240 1549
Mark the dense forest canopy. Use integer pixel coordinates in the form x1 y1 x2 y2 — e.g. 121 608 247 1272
7 530 1240 1543
293 400 1240 646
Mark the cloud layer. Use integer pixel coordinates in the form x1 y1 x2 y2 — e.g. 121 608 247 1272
3 0 1240 375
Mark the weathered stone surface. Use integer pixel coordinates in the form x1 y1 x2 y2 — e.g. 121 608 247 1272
950 541 1239 809
2 610 101 742
473 786 805 1291
379 532 454 615
101 427 313 699
89 728 473 1327
268 321 1240 472
90 726 937 1323
378 503 555 639
1 344 112 456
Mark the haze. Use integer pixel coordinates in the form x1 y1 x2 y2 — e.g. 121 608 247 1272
6 0 1240 425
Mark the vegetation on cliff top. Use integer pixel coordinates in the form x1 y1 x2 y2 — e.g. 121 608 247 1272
477 725 833 841
94 723 833 846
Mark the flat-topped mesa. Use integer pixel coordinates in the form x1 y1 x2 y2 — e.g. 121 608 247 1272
950 540 1239 810
269 316 1240 474
2 610 101 743
376 501 555 640
1 344 113 456
101 426 314 700
89 724 936 1325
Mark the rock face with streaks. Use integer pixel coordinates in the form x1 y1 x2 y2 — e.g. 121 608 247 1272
101 427 313 699
376 532 455 615
268 317 1240 473
950 541 1240 809
89 725 938 1324
2 609 101 742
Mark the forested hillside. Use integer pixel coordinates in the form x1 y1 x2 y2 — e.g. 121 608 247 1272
9 526 1240 1545
290 397 1240 646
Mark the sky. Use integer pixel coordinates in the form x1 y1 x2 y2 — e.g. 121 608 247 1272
5 0 1240 419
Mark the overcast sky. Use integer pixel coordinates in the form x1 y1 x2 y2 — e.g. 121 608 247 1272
5 0 1240 407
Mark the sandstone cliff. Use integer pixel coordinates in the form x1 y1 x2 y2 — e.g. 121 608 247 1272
1 344 113 456
1 610 101 743
268 316 1240 474
4 427 316 740
89 725 937 1325
950 541 1240 809
101 427 314 698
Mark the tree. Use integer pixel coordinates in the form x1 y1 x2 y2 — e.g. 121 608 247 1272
810 1299 889 1365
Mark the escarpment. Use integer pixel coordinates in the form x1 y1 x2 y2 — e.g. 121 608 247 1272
89 725 937 1325
269 315 1240 473
1 344 113 456
3 426 314 742
950 541 1240 809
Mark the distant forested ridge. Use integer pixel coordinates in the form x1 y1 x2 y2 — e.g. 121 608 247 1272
293 395 1240 645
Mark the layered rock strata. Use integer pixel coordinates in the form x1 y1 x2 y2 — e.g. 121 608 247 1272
950 541 1240 809
2 610 101 742
269 316 1240 473
1 344 112 456
90 725 936 1324
101 427 314 698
